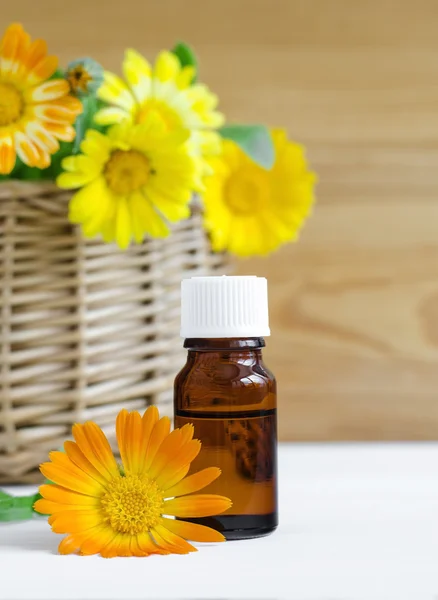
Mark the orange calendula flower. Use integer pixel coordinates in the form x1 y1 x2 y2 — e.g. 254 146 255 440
34 407 231 557
0 23 82 174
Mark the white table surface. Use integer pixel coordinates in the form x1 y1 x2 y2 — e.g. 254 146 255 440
1 443 437 600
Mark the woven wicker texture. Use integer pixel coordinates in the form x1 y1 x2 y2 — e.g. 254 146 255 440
0 182 228 483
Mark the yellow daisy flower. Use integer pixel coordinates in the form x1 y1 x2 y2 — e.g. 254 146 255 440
0 23 82 175
94 49 224 189
34 407 231 557
203 129 317 257
57 117 197 249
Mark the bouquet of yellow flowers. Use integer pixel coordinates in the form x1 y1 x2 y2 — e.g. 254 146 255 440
0 23 316 256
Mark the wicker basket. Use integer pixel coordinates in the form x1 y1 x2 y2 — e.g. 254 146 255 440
0 182 228 483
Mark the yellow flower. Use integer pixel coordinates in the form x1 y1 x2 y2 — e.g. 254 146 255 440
34 407 231 557
202 129 317 257
57 117 197 249
94 49 224 189
0 23 82 175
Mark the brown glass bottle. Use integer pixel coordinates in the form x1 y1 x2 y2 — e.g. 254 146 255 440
174 336 278 540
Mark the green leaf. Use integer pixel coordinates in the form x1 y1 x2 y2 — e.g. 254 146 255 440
50 68 65 80
219 124 275 170
0 490 13 504
18 164 44 181
171 42 198 83
73 96 95 154
0 490 40 522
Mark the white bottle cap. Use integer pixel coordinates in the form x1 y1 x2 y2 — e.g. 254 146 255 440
180 275 270 338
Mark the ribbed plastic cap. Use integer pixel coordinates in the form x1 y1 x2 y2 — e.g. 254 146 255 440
180 276 270 338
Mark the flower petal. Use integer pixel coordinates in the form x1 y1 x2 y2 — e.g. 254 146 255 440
129 191 169 242
115 409 128 470
126 411 143 474
123 48 152 103
26 54 58 86
72 422 120 481
147 429 183 480
146 185 191 223
79 129 112 162
33 498 96 514
57 171 96 189
63 441 109 486
48 450 107 487
156 439 201 488
25 120 59 154
43 121 75 142
34 144 51 169
33 96 82 125
98 71 136 111
82 203 116 239
115 196 132 249
53 94 83 114
100 533 132 558
61 153 101 176
33 498 52 515
137 406 159 474
40 461 103 497
0 134 16 174
49 509 103 534
160 464 190 493
14 130 39 167
38 484 100 506
162 518 225 542
137 531 166 555
94 106 131 126
124 48 152 77
144 416 171 471
115 409 143 474
68 177 110 223
164 494 232 518
180 423 194 444
128 535 148 557
79 526 117 556
0 23 29 75
25 79 70 103
153 51 180 83
58 534 80 555
152 523 196 554
164 467 221 498
23 38 47 73
176 66 196 89
1 23 26 59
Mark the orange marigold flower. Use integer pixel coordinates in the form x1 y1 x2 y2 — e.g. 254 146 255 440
0 23 82 174
34 407 231 558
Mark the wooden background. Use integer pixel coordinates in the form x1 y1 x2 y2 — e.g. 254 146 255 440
3 0 438 440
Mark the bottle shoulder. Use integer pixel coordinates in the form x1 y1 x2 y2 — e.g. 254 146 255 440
176 353 275 385
174 351 276 412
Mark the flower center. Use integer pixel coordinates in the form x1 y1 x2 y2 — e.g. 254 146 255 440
101 474 163 535
67 66 92 93
0 82 24 126
136 99 183 131
225 169 267 215
104 150 151 195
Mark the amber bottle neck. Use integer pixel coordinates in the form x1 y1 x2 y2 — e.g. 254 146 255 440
183 337 266 351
